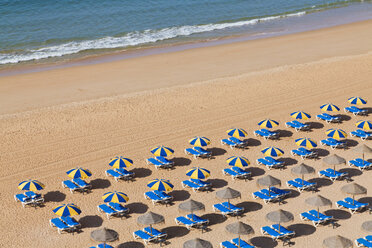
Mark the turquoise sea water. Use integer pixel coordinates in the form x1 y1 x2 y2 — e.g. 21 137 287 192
0 0 372 65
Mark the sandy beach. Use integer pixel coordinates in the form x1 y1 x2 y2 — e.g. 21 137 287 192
0 20 371 248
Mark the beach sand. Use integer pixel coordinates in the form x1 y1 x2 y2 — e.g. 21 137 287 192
0 20 371 248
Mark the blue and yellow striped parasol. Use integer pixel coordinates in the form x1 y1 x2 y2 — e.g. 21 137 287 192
186 167 210 179
258 119 279 128
53 203 81 217
226 156 250 168
66 167 92 179
320 103 340 112
348 97 367 105
326 128 347 140
102 191 129 203
151 146 174 157
18 179 45 191
226 128 248 138
356 120 372 130
290 111 311 120
261 146 284 157
189 136 211 147
295 138 317 148
109 156 133 169
147 179 174 192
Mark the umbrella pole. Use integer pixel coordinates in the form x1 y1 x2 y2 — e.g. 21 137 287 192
317 207 320 218
268 187 271 196
191 210 194 221
239 235 241 248
302 175 304 185
353 195 355 205
150 224 153 235
334 165 336 175
278 223 281 233
228 199 231 210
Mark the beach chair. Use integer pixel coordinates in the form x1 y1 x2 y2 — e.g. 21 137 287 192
269 187 291 198
344 106 368 116
223 168 241 180
146 157 164 167
133 230 157 245
291 148 311 160
348 158 372 170
355 236 372 247
143 226 167 240
175 216 198 230
23 191 44 205
256 157 276 169
232 238 255 248
193 147 212 158
62 180 81 193
153 190 173 203
320 138 346 149
285 120 310 132
220 241 238 248
49 218 73 234
336 198 369 214
350 129 372 141
185 148 204 159
115 168 135 180
300 211 324 226
221 202 244 215
98 204 120 219
60 216 81 230
144 191 164 205
271 224 295 237
308 210 333 223
146 157 172 169
186 214 209 226
287 178 316 192
155 156 175 167
232 166 251 178
14 193 33 207
181 180 205 192
190 179 212 190
344 197 369 210
265 156 285 169
261 226 285 240
319 168 348 181
105 169 125 182
108 202 129 215
72 178 91 192
254 129 278 140
221 138 239 149
213 203 235 216
90 244 114 248
252 191 279 204
229 137 248 148
316 113 341 123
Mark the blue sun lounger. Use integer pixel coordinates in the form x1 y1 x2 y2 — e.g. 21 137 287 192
285 120 310 131
14 193 33 207
90 244 114 248
254 129 279 140
182 180 206 192
50 218 74 234
186 214 209 225
349 158 372 170
350 129 372 141
98 204 123 219
316 113 341 123
232 238 255 248
146 157 173 169
185 147 211 159
300 210 332 226
256 157 284 170
286 178 316 192
271 224 295 237
72 178 91 191
319 168 348 181
320 138 346 149
62 180 81 193
153 190 173 202
291 148 317 160
144 191 165 205
221 137 247 149
269 187 291 197
155 156 175 167
355 236 372 247
193 147 212 157
308 210 333 222
231 166 251 177
175 216 198 229
60 216 81 230
344 106 368 116
221 202 244 215
143 227 167 240
221 241 239 248
213 203 236 216
252 191 279 204
107 202 129 214
336 198 369 214
261 226 285 240
133 230 157 244
105 169 127 181
223 166 250 180
190 179 212 190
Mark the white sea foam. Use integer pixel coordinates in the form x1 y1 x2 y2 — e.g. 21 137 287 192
0 11 306 65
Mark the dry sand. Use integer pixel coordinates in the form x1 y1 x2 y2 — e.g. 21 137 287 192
0 20 371 248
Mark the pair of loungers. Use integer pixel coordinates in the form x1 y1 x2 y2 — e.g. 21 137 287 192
175 214 209 230
261 224 295 240
291 147 318 160
50 216 81 234
336 197 369 214
221 137 248 149
105 168 135 181
320 138 347 149
223 166 251 180
62 178 91 193
146 156 174 169
185 147 212 159
253 187 290 204
144 190 173 205
348 158 372 171
254 129 279 140
286 178 316 192
98 202 129 219
220 238 255 248
213 202 244 217
350 129 372 141
356 235 372 247
133 227 167 245
300 210 333 227
344 106 368 116
182 179 212 192
14 191 44 207
316 113 341 123
285 120 310 132
256 156 284 170
319 168 349 181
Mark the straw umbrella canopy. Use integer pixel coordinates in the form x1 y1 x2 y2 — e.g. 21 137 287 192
341 183 367 205
323 235 353 248
225 221 254 248
291 163 315 183
305 195 332 218
362 221 372 232
137 211 164 235
323 154 346 175
257 175 281 196
216 187 241 209
90 228 118 246
353 144 372 162
178 199 205 221
266 209 294 233
183 238 213 248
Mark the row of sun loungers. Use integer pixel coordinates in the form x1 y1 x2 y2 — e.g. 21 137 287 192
146 156 174 169
350 129 372 140
62 178 91 193
254 129 279 140
223 166 251 180
49 216 81 234
182 179 212 192
256 156 284 170
285 120 310 132
185 147 212 159
348 159 372 170
144 190 173 205
221 137 248 149
291 147 318 160
316 113 341 123
261 224 295 240
344 106 368 116
320 138 347 149
336 198 369 214
175 214 209 230
356 235 372 247
213 202 244 217
98 202 129 219
14 191 44 207
252 187 290 204
286 178 316 192
300 210 333 227
133 227 167 245
319 168 349 181
220 238 255 248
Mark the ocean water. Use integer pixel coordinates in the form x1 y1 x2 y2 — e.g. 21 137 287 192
0 0 372 65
